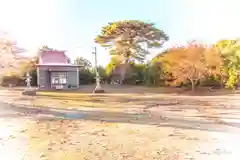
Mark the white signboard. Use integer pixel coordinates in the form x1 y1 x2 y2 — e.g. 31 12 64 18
56 85 63 89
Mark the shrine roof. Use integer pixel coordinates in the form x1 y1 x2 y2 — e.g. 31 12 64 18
37 49 83 67
36 63 82 67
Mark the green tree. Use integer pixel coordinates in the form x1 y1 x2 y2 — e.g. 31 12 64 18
105 56 122 75
97 66 108 82
215 39 240 88
78 69 95 84
74 56 92 69
95 20 168 84
124 63 146 85
144 61 166 86
73 57 94 84
40 45 53 51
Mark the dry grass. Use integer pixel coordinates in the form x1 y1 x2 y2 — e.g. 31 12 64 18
4 85 168 110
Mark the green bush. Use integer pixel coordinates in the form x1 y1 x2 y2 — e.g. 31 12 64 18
200 76 221 87
78 69 95 84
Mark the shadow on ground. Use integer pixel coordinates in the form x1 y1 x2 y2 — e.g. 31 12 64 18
3 84 240 96
2 102 240 134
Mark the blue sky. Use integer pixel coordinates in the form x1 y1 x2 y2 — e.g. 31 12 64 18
0 0 239 66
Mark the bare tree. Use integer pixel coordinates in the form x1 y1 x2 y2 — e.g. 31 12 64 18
0 31 29 79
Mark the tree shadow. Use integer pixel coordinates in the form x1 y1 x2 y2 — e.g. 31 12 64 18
31 94 183 109
4 84 240 96
2 102 240 133
33 91 240 107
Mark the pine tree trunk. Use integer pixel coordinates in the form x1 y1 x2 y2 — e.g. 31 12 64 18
119 59 129 85
190 79 195 92
220 74 225 89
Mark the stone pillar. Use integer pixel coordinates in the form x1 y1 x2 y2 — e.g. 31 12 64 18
21 71 36 96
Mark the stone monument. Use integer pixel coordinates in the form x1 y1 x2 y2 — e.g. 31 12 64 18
21 71 36 96
93 71 105 93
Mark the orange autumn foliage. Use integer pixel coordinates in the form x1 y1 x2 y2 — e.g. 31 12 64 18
159 42 223 90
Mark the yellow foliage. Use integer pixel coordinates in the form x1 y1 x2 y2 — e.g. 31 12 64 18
158 42 223 89
105 55 123 75
5 70 20 77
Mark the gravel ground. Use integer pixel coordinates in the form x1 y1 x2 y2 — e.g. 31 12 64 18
0 89 240 159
